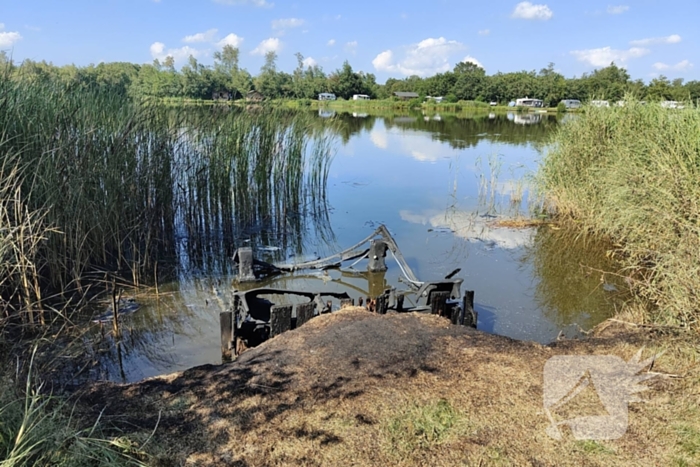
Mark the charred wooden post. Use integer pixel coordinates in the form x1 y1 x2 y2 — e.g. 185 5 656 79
396 294 404 312
297 302 315 327
376 294 388 315
296 302 316 328
220 311 233 360
368 240 388 272
430 291 449 316
340 298 354 309
236 247 256 282
270 305 293 337
462 290 476 328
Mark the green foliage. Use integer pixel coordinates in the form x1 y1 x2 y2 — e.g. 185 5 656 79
557 101 567 113
539 99 700 328
4 54 699 104
0 352 148 466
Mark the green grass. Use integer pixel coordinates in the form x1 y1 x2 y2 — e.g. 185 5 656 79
538 99 700 328
383 399 466 457
0 351 149 466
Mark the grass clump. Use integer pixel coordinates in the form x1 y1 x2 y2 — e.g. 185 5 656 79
539 99 700 328
383 399 465 457
0 352 149 466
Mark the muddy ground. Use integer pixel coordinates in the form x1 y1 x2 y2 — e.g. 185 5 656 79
78 308 700 466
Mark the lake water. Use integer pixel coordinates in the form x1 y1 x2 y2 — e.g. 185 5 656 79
86 110 627 383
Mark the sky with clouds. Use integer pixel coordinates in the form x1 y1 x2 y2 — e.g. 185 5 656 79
1 0 697 82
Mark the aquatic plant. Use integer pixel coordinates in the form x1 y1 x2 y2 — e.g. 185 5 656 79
539 99 700 328
0 75 333 325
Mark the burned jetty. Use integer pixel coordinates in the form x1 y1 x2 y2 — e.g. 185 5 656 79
221 225 476 358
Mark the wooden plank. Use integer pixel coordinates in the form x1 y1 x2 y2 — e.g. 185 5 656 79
295 302 316 328
270 305 293 337
220 311 233 360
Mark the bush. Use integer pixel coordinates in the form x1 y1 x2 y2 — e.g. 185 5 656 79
557 101 567 113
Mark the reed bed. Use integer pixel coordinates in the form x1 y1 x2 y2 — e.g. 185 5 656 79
0 76 334 326
539 100 700 328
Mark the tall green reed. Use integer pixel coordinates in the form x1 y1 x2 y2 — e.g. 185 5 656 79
0 76 333 324
539 99 700 328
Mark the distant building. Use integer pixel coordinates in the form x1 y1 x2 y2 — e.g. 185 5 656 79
426 96 444 103
394 91 419 100
352 94 370 101
515 97 544 108
246 90 264 102
212 91 232 101
660 101 684 109
318 93 337 101
560 99 581 109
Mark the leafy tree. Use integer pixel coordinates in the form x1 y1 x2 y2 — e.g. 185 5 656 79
328 61 372 99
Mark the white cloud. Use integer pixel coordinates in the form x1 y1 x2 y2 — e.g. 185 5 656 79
251 37 281 55
213 0 273 7
302 57 317 68
511 2 553 20
478 29 490 36
344 40 358 55
653 60 693 72
570 46 649 68
630 34 681 46
327 39 336 46
150 42 202 64
462 55 484 69
272 18 305 30
216 33 243 48
372 37 465 77
183 28 218 43
0 24 22 48
607 5 629 14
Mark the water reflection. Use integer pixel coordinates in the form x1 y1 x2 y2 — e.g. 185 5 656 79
525 226 626 330
87 109 627 382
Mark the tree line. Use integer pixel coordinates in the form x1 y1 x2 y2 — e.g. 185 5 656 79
2 47 699 105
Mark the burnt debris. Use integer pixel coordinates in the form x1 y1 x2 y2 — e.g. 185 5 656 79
223 224 477 359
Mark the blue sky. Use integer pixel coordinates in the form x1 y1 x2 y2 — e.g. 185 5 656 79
1 0 697 83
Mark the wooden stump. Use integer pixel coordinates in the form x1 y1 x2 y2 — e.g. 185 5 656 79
430 291 449 316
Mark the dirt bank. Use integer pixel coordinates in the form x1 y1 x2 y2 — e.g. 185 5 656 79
78 308 699 466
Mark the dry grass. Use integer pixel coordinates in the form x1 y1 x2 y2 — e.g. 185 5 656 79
489 217 555 229
76 308 700 466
